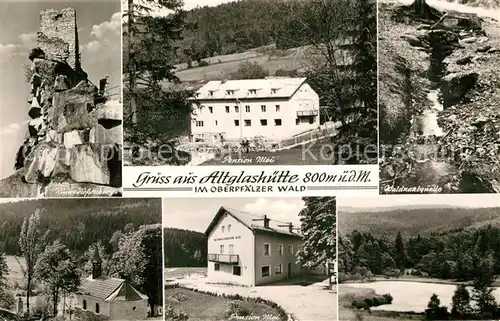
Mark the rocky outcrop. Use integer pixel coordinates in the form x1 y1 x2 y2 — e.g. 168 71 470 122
0 7 122 198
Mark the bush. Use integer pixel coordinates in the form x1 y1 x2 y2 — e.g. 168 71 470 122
224 301 250 318
198 60 209 67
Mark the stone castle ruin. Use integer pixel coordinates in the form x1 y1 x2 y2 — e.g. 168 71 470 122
0 8 122 197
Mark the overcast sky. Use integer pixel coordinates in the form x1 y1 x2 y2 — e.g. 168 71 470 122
163 197 305 233
0 1 121 179
339 194 500 211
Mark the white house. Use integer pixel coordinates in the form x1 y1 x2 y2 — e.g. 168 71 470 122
75 248 149 320
204 206 304 286
191 77 320 143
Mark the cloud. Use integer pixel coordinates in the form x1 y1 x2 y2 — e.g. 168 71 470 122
0 32 37 62
0 122 24 135
82 12 121 53
242 198 304 225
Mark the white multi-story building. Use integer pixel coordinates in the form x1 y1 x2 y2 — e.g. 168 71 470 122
191 77 320 143
204 206 304 286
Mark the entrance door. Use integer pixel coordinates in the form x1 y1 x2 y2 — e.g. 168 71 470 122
287 263 292 279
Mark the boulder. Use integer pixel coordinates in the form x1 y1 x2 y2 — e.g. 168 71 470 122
441 71 479 108
28 47 45 61
477 45 492 53
24 145 58 183
69 143 111 185
31 73 42 92
456 56 473 65
90 123 122 144
460 37 477 44
477 36 489 44
95 100 122 121
52 147 71 177
28 117 44 137
54 74 69 92
28 97 42 119
51 82 97 133
63 130 88 148
487 47 499 54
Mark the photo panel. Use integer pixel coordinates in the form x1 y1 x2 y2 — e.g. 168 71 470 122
122 0 377 167
338 194 500 320
0 0 123 198
0 197 163 320
378 0 500 194
163 196 337 321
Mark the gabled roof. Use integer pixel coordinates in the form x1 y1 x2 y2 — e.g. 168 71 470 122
205 206 302 238
79 276 147 301
194 77 307 100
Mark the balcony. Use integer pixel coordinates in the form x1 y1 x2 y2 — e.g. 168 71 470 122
297 110 318 117
208 253 239 264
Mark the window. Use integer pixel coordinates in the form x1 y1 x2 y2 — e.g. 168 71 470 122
277 244 283 255
261 266 270 277
309 117 315 124
275 264 282 275
234 120 240 126
245 105 250 112
261 105 266 112
220 244 224 253
288 245 294 255
215 120 218 126
244 119 251 126
225 106 230 113
276 105 280 112
264 243 270 256
226 90 234 95
228 224 231 232
208 90 214 97
83 300 87 310
215 263 220 271
296 118 300 125
235 106 239 113
95 303 100 314
196 121 204 127
229 244 234 254
275 119 282 126
248 89 257 95
209 106 213 113
221 226 225 233
260 119 267 126
233 266 242 276
271 88 279 94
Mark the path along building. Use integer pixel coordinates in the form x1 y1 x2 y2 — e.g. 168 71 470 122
205 206 305 286
75 248 149 320
191 77 320 143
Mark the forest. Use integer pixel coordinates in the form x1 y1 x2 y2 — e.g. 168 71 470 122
0 199 163 318
0 198 161 254
339 225 500 281
175 0 325 65
163 227 207 267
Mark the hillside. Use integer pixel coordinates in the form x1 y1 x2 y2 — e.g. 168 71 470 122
339 206 500 236
164 227 208 267
0 198 161 255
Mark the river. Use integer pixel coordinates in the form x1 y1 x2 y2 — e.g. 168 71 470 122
348 281 500 312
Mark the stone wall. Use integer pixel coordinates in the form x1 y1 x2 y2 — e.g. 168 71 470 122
38 8 79 69
0 7 122 197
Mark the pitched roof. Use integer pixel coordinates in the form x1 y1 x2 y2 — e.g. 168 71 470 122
79 276 147 301
194 77 307 100
205 206 302 238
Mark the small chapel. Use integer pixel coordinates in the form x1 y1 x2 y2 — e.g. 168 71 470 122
75 248 149 320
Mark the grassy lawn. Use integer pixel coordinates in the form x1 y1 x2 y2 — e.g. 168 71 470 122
176 46 313 83
200 145 334 166
165 287 283 321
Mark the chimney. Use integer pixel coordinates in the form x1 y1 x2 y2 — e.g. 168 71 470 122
92 246 102 279
289 223 293 233
263 215 270 228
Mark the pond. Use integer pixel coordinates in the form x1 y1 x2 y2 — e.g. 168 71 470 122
348 281 500 312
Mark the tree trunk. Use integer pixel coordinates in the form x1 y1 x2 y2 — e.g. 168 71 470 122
26 277 31 315
128 0 137 126
52 290 58 317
